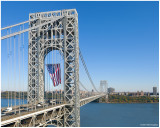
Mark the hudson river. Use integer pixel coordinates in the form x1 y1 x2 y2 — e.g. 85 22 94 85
1 99 159 127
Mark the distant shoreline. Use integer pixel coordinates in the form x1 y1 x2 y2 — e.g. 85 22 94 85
106 102 159 104
1 98 159 105
95 95 159 104
95 101 159 104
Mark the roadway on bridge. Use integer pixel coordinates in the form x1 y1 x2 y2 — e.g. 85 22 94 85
1 94 105 127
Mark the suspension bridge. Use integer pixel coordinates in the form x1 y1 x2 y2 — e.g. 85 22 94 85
1 9 108 127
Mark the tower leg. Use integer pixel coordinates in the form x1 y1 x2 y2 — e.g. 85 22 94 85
63 15 80 127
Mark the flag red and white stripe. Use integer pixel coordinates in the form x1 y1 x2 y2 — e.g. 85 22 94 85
46 64 61 87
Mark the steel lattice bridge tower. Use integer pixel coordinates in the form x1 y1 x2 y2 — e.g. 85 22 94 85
28 9 80 127
1 9 108 127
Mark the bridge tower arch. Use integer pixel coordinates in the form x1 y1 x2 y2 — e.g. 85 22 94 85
28 9 80 127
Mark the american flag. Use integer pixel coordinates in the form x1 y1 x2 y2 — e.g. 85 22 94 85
46 64 61 87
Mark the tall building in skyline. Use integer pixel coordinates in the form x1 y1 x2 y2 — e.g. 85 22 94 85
153 87 157 96
140 91 144 96
108 87 115 94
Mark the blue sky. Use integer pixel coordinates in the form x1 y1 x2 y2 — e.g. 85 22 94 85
1 1 159 92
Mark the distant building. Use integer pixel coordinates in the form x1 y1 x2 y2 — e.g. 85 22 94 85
118 92 121 95
137 91 140 97
136 91 144 96
144 92 150 96
140 91 144 96
112 92 118 95
125 92 129 96
153 87 157 96
118 92 125 95
108 87 115 94
128 92 136 97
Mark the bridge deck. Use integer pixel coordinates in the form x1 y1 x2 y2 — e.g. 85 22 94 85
1 94 106 127
1 104 65 126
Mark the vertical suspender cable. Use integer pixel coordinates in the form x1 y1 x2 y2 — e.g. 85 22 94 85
56 89 57 105
46 49 48 107
53 51 55 103
61 52 62 104
42 31 46 108
48 54 51 104
47 31 49 107
59 52 60 103
48 51 50 106
7 29 10 108
60 51 62 104
61 53 64 103
46 33 47 106
18 27 21 114
48 52 50 105
25 25 29 110
27 27 29 111
54 47 56 104
48 52 49 106
58 52 60 104
10 28 12 107
43 32 45 109
43 44 47 107
60 31 62 104
23 24 25 105
14 36 16 114
63 51 64 103
46 46 48 107
52 47 53 106
60 53 61 104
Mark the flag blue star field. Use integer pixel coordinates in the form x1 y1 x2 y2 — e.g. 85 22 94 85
46 64 61 87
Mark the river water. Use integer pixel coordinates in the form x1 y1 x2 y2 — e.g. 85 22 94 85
80 102 159 127
1 99 159 127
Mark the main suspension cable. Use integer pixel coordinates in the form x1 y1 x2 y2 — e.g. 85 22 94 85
79 48 99 92
79 81 88 92
2 17 64 40
1 20 29 30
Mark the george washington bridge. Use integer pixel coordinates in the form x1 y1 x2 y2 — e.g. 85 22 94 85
1 9 108 127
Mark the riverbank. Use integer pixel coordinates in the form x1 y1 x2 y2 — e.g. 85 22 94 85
2 92 159 104
1 91 62 99
1 91 27 99
98 95 159 103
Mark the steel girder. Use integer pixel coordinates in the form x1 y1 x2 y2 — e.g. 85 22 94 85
28 9 80 127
